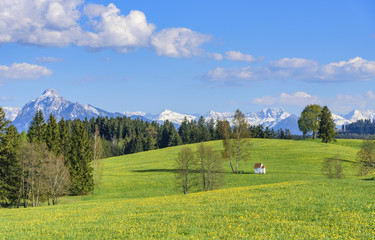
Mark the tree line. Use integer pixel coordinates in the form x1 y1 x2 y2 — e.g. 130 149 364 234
1 107 294 206
338 119 375 138
0 109 95 207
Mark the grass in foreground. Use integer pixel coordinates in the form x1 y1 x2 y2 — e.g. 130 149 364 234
1 138 374 239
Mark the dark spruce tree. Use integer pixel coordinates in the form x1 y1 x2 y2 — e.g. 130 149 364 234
68 120 93 195
46 113 60 155
58 118 71 163
27 110 46 144
318 106 336 143
0 107 21 206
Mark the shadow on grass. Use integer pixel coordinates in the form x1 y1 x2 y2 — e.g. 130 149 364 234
132 169 253 174
362 177 375 181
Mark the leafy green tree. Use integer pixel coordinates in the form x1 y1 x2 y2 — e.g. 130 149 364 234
318 106 336 143
298 104 322 139
355 135 375 176
68 120 93 195
232 109 251 173
322 156 344 179
27 110 46 144
175 147 198 194
196 143 225 191
0 125 21 206
219 119 235 173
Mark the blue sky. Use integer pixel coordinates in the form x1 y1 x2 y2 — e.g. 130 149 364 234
0 0 375 115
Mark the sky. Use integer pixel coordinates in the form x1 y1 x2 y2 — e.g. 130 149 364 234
0 0 375 115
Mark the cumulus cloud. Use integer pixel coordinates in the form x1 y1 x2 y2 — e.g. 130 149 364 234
0 0 82 47
0 63 52 82
225 51 258 62
252 92 321 107
150 28 211 58
0 0 212 57
204 57 375 85
80 4 155 51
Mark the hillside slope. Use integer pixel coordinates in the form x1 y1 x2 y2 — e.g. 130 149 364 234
1 139 374 239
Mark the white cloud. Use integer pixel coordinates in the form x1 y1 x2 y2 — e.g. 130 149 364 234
0 0 82 47
150 28 211 58
36 57 63 63
207 52 223 61
204 57 375 85
80 4 155 51
329 90 375 113
0 1 213 58
0 63 52 81
319 57 375 81
225 51 258 62
252 92 321 107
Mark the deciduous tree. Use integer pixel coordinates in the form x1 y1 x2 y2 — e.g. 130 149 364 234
298 104 322 139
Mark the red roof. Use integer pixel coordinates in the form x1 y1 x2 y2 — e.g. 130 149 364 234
254 163 263 168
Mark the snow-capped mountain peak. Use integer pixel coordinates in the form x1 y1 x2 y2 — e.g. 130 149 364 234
11 89 122 131
2 107 21 121
157 109 196 124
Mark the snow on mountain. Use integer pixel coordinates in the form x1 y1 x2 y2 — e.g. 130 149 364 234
332 113 351 127
123 111 147 117
202 110 233 122
343 110 375 123
245 108 291 128
156 109 197 125
12 89 122 131
2 106 21 121
6 88 375 135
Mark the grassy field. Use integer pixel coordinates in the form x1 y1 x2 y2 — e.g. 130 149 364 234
1 138 374 239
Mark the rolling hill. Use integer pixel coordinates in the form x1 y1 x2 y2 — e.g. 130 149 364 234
1 138 375 239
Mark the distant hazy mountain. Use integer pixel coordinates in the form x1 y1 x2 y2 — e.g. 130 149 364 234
125 108 300 134
5 89 375 135
11 89 123 131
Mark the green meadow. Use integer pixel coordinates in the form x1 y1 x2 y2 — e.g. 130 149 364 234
1 139 375 239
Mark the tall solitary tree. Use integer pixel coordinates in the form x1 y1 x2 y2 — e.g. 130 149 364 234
232 109 251 173
318 106 336 143
219 119 235 173
298 104 322 139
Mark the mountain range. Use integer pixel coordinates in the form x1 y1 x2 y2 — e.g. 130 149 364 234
2 89 375 134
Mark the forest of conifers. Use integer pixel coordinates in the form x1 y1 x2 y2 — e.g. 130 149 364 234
0 108 293 208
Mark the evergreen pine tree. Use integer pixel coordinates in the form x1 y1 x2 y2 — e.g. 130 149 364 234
45 113 60 155
0 125 20 206
318 106 336 143
27 110 46 144
58 118 71 163
178 117 191 144
68 120 93 195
